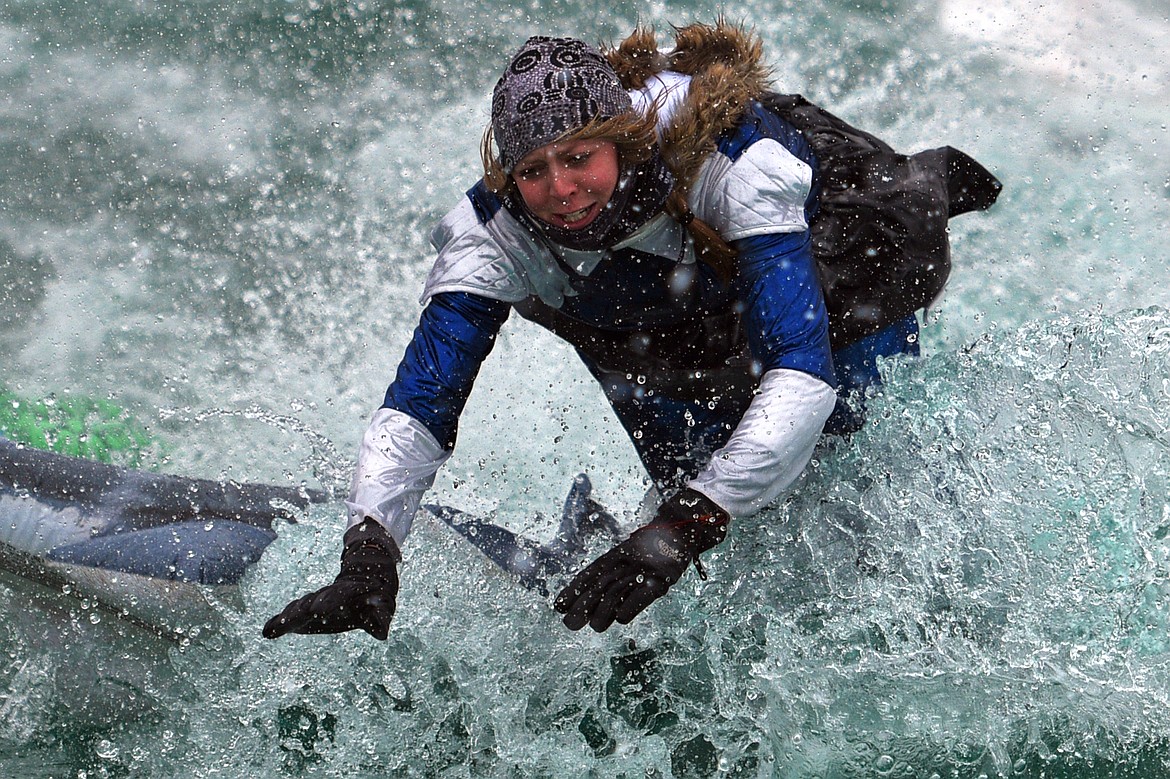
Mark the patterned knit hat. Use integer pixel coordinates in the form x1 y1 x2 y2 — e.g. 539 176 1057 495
491 36 633 171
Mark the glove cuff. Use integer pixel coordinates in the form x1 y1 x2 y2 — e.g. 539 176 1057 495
646 488 729 555
343 519 402 566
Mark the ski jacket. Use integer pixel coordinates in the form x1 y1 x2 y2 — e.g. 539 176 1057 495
347 78 838 543
345 23 1001 544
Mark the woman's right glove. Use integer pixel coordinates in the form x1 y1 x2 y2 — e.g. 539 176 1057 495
262 519 400 641
554 488 729 632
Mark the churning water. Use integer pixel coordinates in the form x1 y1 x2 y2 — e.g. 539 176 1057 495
2 0 1169 775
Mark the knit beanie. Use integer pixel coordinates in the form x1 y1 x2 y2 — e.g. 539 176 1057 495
491 36 633 171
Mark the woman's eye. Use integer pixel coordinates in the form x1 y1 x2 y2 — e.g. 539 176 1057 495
516 167 542 180
568 153 590 165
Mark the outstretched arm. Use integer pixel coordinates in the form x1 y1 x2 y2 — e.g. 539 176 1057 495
264 292 509 640
556 231 836 632
689 230 836 516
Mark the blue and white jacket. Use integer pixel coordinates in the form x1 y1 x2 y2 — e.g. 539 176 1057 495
347 72 838 545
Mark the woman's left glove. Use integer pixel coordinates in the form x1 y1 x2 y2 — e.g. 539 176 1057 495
263 519 400 641
554 488 729 632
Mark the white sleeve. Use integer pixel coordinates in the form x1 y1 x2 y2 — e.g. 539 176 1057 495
690 138 813 241
345 407 451 547
688 368 836 517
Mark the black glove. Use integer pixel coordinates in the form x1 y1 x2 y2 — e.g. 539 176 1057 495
554 488 729 632
262 519 400 641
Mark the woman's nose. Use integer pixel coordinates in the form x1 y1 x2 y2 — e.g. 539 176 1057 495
547 166 576 200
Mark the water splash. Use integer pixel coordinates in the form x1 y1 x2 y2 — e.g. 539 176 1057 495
3 308 1162 776
2 0 1168 774
182 404 353 499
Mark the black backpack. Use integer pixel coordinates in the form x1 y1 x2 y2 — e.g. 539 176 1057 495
760 93 1002 348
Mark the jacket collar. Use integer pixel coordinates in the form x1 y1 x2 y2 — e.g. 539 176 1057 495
605 21 773 194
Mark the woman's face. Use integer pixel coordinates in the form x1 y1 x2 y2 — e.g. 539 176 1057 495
512 139 620 230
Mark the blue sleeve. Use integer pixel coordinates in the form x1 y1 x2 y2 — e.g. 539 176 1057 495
734 231 835 388
382 292 511 450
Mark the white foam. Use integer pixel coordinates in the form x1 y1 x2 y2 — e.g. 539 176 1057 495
941 0 1170 94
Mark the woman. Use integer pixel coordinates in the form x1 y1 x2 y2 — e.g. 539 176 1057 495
264 22 1000 639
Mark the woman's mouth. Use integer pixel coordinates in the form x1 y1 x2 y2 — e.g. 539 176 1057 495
557 204 595 227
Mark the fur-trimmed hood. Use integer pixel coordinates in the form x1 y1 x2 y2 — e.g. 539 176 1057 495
605 21 773 193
